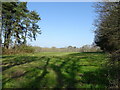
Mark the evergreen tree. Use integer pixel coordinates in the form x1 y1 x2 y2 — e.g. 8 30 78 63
2 2 41 49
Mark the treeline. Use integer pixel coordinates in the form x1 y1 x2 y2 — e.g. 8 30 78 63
1 1 41 50
3 44 101 54
94 2 120 88
94 2 120 53
34 45 101 52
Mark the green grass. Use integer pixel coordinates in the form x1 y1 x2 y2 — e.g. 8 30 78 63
2 52 109 88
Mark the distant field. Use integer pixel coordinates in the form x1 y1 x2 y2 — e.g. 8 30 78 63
2 52 109 88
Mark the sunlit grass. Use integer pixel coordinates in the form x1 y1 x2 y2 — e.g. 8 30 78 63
2 52 108 88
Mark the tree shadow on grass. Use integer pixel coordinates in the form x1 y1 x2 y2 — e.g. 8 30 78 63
51 57 81 88
2 56 49 86
68 52 104 57
80 67 109 88
2 56 46 71
81 52 104 54
51 55 109 88
2 70 30 87
65 58 81 88
2 55 15 59
50 57 70 88
25 57 50 88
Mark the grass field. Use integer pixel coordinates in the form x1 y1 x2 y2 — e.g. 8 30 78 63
2 52 109 88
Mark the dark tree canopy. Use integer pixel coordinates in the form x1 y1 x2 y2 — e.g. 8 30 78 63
94 2 120 53
1 1 41 49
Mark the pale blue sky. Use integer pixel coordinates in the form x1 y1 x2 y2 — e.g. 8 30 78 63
27 2 96 48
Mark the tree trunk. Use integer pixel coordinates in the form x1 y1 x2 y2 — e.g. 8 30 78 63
4 28 11 49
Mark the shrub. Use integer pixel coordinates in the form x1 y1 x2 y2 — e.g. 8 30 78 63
18 45 35 53
106 49 120 88
110 49 120 62
2 45 35 55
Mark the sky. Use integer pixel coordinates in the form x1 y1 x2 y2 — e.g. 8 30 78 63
27 2 96 48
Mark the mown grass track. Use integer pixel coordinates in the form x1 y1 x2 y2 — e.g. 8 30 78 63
1 52 109 88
